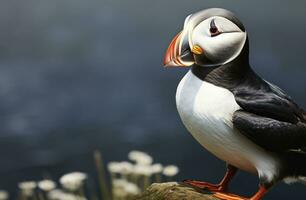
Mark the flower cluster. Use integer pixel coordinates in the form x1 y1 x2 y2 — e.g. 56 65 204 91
2 150 179 200
107 150 179 200
15 172 87 200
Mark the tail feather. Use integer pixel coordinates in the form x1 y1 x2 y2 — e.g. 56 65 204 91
297 177 306 185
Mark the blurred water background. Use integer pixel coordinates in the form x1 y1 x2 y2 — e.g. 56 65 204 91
0 0 306 199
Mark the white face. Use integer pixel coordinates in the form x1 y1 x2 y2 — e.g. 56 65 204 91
187 16 247 66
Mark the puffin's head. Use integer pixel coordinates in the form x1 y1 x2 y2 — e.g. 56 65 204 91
164 8 247 68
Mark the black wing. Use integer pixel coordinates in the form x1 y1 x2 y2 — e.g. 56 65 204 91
233 110 306 151
232 73 306 152
233 77 305 124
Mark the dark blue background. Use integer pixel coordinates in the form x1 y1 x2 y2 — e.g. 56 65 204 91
0 0 306 199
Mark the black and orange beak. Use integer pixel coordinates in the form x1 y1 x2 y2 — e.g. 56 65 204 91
163 31 195 67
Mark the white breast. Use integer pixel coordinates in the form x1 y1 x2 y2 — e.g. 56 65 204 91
176 70 281 181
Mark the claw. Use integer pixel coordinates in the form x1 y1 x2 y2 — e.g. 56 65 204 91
182 165 237 193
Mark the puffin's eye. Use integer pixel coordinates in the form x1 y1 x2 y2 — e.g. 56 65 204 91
210 27 219 35
209 19 220 37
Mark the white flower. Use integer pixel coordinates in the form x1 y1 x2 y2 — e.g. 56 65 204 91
59 172 87 191
133 164 153 177
151 163 163 174
119 161 134 175
112 179 140 197
18 181 37 196
38 179 56 191
163 165 179 177
47 189 64 200
48 190 86 200
112 179 128 198
18 181 37 190
124 182 140 195
0 190 9 200
108 161 134 175
112 179 128 188
128 150 153 165
107 162 122 174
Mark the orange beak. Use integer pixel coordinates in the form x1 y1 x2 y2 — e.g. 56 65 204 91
163 31 194 67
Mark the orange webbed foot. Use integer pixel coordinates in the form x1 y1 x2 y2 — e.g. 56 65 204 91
213 186 267 200
213 192 249 200
183 180 227 192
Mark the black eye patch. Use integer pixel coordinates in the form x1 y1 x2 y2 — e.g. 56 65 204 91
209 19 220 36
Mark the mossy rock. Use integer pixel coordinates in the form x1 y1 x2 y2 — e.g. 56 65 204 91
136 182 220 200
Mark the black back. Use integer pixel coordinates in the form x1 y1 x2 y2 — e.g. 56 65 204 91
191 36 306 153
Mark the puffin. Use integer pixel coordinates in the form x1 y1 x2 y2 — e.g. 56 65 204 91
163 8 306 200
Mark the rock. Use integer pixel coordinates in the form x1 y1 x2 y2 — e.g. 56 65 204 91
136 182 220 200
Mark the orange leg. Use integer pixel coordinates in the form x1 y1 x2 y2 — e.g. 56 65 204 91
183 165 237 192
213 186 268 200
